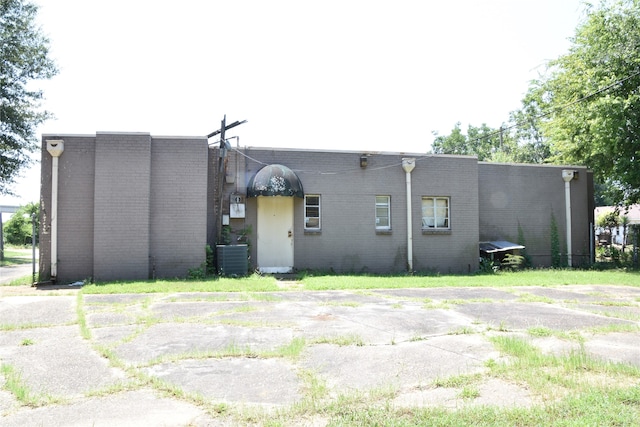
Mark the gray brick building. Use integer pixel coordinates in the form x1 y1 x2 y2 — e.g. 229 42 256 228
39 133 593 283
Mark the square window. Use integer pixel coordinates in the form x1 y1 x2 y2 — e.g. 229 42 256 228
422 197 450 229
305 195 321 230
376 196 391 230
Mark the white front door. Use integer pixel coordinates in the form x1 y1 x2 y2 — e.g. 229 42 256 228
257 196 294 273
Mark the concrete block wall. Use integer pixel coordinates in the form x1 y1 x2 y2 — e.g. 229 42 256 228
41 133 209 283
411 156 480 273
478 163 593 267
218 147 480 274
40 135 96 282
149 137 208 278
40 135 593 282
93 133 151 281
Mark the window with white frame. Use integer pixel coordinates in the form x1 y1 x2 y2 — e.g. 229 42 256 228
375 195 391 230
304 195 321 230
422 197 450 229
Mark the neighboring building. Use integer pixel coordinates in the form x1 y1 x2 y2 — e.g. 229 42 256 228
594 204 640 245
39 133 594 283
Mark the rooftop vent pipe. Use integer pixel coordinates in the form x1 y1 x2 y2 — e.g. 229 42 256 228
46 140 64 281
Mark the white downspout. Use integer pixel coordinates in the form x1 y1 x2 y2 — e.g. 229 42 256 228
46 140 64 281
402 158 416 272
562 170 575 267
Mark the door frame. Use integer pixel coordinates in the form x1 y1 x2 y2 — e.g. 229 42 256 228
256 196 294 273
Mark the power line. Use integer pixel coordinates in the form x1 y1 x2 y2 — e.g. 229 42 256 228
226 69 640 175
459 68 640 149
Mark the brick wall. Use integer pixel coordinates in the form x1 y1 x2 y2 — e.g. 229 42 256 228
40 135 96 282
478 163 592 267
412 156 479 273
93 133 151 281
40 135 593 282
216 147 480 273
149 136 208 278
40 133 209 283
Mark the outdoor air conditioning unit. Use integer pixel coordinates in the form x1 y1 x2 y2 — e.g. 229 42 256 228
216 244 248 276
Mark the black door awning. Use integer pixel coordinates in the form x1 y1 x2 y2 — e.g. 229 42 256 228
247 164 304 198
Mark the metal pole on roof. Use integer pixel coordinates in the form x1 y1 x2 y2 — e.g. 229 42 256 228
207 116 247 246
217 115 227 245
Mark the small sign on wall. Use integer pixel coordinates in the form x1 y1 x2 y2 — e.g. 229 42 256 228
230 193 245 218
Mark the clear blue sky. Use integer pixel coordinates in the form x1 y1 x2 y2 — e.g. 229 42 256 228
2 0 586 206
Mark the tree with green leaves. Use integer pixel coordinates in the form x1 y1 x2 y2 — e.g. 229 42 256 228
2 201 38 245
506 89 553 164
430 121 549 164
597 210 620 237
532 0 640 206
431 122 513 161
1 0 57 195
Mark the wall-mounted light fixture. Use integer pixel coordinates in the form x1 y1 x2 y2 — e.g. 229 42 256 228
360 155 368 168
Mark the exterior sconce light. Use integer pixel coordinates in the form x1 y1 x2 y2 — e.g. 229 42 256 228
360 155 368 168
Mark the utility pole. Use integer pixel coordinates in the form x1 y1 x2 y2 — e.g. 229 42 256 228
207 115 247 245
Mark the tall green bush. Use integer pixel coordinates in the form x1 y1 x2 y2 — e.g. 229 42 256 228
517 224 532 268
550 213 562 268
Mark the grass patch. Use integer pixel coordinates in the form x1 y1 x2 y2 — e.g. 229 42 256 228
320 301 362 308
489 335 640 397
85 380 143 398
433 373 482 388
75 269 640 295
0 248 33 267
298 369 329 403
280 335 640 426
423 301 452 309
458 385 481 400
527 326 554 337
310 334 365 347
268 337 307 359
76 292 91 340
303 386 640 426
2 274 35 286
516 293 555 303
141 337 307 368
0 321 75 331
586 323 640 334
448 326 476 335
599 311 640 321
1 363 36 405
24 269 640 426
81 274 280 294
593 300 636 307
297 269 640 290
487 321 510 332
0 363 62 407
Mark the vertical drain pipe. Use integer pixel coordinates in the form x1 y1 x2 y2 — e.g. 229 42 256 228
402 158 416 272
562 170 575 267
46 140 64 281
